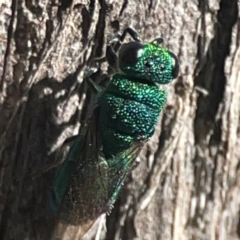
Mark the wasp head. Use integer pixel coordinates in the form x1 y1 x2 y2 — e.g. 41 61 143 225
118 39 179 84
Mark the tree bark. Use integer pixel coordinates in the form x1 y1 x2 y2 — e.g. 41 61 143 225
0 0 239 240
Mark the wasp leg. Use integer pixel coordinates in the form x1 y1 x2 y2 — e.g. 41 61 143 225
106 45 118 71
113 27 141 52
87 77 104 93
106 28 141 71
93 28 140 65
64 135 80 145
84 67 104 93
119 27 141 42
98 28 142 73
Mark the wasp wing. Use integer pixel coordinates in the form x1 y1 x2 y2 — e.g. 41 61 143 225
51 104 146 239
51 104 104 238
105 142 145 210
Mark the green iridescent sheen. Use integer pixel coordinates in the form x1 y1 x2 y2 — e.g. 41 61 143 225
120 43 175 84
99 74 167 158
50 31 179 228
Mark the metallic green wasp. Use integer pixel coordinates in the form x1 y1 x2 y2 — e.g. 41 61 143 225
50 28 179 238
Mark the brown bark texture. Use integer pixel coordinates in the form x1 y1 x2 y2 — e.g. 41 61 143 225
0 0 240 239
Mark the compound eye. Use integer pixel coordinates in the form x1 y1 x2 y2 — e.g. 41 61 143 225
118 42 144 69
169 52 179 79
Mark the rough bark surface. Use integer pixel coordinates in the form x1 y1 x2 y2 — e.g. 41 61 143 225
0 0 239 240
